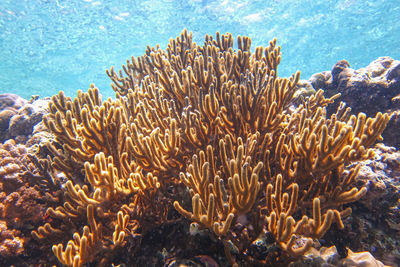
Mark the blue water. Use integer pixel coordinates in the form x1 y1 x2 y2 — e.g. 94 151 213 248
0 0 399 100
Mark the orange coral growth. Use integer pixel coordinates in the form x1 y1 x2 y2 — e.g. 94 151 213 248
32 30 390 266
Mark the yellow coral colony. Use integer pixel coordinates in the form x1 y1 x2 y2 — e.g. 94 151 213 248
33 29 389 266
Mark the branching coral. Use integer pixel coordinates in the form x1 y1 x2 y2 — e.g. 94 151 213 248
33 29 390 266
174 134 262 237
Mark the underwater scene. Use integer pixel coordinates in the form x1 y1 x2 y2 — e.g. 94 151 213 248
0 0 400 266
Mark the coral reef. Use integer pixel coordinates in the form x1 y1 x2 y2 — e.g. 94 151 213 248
290 246 390 267
332 144 400 265
0 136 55 266
8 98 48 141
0 94 27 142
0 140 28 185
304 57 400 148
0 94 49 143
24 30 391 266
0 220 24 258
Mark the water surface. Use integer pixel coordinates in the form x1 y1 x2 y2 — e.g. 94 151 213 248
0 0 399 99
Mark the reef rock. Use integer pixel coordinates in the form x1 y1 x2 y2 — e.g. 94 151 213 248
0 94 27 111
305 57 400 148
0 94 28 141
8 99 49 140
0 220 24 258
289 246 389 267
0 95 49 143
335 144 400 266
0 110 16 137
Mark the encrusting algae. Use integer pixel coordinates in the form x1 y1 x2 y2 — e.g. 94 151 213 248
27 29 390 266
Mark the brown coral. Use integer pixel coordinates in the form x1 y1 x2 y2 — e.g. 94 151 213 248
32 30 390 266
0 137 59 265
0 220 24 258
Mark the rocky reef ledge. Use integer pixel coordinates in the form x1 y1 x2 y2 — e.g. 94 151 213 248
299 56 400 148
